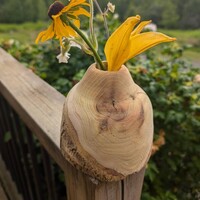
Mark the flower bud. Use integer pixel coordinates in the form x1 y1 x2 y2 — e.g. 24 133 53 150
107 2 115 13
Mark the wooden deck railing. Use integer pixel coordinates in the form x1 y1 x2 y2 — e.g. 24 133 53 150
0 48 145 200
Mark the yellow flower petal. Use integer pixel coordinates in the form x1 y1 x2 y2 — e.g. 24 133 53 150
54 17 76 38
35 31 46 44
127 32 176 61
131 20 151 36
66 25 77 37
54 18 66 36
73 19 81 28
104 15 176 71
35 23 54 43
52 12 62 19
35 0 89 44
105 15 140 71
41 24 55 42
72 7 90 17
62 0 89 12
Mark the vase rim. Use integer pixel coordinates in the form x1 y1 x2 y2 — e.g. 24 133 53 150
90 61 127 74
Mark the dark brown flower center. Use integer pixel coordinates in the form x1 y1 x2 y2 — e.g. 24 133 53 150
48 1 65 19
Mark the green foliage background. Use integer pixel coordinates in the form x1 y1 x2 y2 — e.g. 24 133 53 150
1 13 200 199
98 0 200 29
0 0 200 29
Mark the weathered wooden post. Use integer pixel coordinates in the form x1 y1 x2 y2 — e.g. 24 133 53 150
64 162 146 200
60 63 153 200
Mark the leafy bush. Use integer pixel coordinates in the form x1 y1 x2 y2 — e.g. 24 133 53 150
1 39 93 95
1 18 200 200
128 45 200 199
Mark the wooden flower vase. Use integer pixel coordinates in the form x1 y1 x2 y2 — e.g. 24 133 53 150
60 63 153 182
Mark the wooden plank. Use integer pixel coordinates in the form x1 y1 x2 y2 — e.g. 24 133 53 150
0 155 23 200
64 163 122 200
65 162 146 200
0 182 8 200
95 181 121 200
0 48 68 171
123 167 146 200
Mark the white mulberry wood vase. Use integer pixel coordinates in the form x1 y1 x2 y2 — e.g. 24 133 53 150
60 63 153 181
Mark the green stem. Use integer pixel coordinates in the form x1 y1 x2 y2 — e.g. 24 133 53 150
89 0 98 52
67 20 105 70
89 0 94 37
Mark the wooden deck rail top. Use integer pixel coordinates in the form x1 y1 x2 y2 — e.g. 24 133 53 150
0 48 67 171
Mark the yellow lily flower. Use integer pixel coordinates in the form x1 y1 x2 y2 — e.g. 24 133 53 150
35 0 90 45
104 15 176 71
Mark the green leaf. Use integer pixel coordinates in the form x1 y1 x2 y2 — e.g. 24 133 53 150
4 131 12 142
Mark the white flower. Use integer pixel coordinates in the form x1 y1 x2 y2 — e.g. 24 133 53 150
144 23 157 32
70 41 82 49
107 2 115 13
113 13 119 19
57 52 71 63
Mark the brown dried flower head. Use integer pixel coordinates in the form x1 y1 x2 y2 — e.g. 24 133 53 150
48 1 65 19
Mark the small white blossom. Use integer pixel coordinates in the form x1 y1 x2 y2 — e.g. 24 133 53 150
113 13 119 19
107 2 115 13
70 41 82 49
57 52 71 63
144 23 157 32
56 38 83 63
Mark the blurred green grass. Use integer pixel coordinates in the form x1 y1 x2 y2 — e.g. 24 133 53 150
159 29 200 46
159 29 200 66
0 22 47 43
